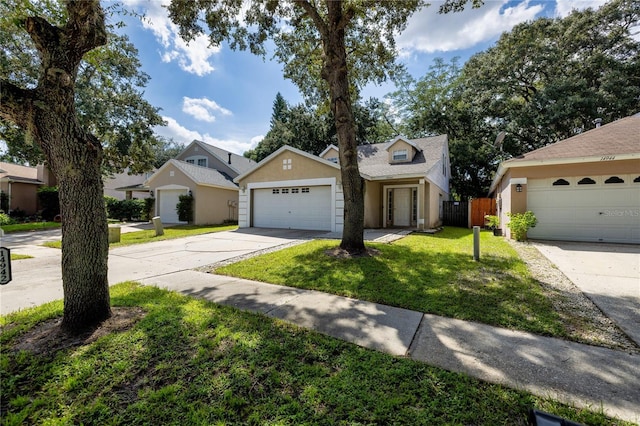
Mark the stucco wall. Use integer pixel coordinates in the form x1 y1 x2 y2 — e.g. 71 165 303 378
427 182 447 228
320 147 339 161
238 151 341 186
387 139 416 163
364 181 382 228
178 144 237 178
6 182 39 215
149 164 193 192
194 186 238 225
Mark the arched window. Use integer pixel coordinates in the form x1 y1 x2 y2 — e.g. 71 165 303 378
578 177 596 185
604 176 624 184
552 178 570 186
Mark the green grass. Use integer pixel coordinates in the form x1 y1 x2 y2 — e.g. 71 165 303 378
42 224 237 249
1 222 61 233
216 227 565 337
0 282 628 425
10 253 33 260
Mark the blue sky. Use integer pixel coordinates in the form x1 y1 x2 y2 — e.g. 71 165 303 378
118 0 610 155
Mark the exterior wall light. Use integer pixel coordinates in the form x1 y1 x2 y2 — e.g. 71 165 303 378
516 184 523 192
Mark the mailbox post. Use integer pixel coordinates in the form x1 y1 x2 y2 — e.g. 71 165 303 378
0 246 12 285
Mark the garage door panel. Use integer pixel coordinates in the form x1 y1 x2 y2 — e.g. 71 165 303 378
253 186 332 231
527 177 640 243
159 189 186 224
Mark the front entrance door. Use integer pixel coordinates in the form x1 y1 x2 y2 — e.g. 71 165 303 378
393 188 411 226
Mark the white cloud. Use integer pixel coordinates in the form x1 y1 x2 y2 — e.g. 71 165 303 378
182 97 232 122
398 1 544 54
554 0 608 17
249 135 264 148
154 116 254 155
122 0 218 76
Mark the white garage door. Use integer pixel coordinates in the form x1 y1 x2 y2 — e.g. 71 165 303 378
252 186 332 231
158 189 187 223
527 175 640 243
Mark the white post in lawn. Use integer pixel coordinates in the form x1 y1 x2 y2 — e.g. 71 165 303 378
473 226 480 261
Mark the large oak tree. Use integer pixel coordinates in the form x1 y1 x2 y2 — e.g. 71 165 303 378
0 0 161 332
168 0 475 252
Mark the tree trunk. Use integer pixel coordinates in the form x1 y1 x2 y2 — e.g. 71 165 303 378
0 1 112 333
34 67 112 334
324 0 365 253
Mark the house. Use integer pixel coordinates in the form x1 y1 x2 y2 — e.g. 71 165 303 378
489 114 640 244
234 135 451 232
145 140 256 224
104 169 155 201
0 162 56 216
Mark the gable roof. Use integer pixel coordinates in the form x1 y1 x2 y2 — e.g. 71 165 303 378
235 145 340 182
489 114 640 194
385 135 420 152
357 135 448 180
147 159 238 190
180 140 256 175
506 115 639 163
319 144 339 157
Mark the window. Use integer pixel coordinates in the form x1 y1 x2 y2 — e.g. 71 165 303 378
301 188 310 193
197 158 207 167
282 188 289 194
186 159 195 164
605 176 624 184
634 176 640 183
292 188 299 194
412 189 417 222
272 189 280 194
392 149 408 161
327 157 338 163
552 179 570 186
578 177 596 185
283 159 292 170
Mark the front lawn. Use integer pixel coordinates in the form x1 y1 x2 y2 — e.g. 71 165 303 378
10 253 33 260
42 224 237 249
0 282 626 425
215 227 565 337
1 222 61 233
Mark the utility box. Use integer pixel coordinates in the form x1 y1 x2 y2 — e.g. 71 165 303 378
152 216 164 237
108 225 121 243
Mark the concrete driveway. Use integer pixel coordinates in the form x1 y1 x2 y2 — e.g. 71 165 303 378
533 241 640 346
0 228 320 314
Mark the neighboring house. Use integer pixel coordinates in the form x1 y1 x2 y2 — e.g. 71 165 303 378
145 140 256 224
234 135 451 232
104 168 155 200
0 162 56 216
489 114 640 244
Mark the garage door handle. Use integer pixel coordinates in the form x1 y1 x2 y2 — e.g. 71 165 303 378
599 212 603 215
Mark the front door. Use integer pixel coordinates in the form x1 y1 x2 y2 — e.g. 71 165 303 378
393 188 411 227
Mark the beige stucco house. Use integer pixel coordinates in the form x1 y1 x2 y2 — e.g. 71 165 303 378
489 114 640 243
234 135 451 232
145 140 255 224
0 162 56 216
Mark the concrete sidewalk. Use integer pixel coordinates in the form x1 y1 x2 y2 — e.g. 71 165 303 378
141 270 640 424
2 229 639 423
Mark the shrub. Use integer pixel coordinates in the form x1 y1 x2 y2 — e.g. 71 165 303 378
0 212 13 226
0 191 8 213
104 197 145 221
506 211 537 241
484 215 500 230
177 194 194 223
37 186 60 221
143 197 155 221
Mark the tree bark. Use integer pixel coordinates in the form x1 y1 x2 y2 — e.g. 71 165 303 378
0 0 111 332
322 0 365 253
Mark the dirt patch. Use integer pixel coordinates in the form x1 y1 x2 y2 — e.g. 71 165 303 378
324 247 381 259
11 307 146 356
